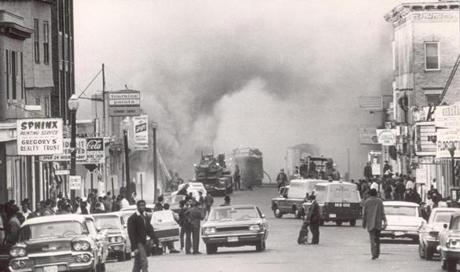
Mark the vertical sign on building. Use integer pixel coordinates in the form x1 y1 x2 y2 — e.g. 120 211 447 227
132 115 149 150
17 118 64 155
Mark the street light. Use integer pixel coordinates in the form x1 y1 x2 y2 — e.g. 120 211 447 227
68 94 79 200
448 142 457 187
122 118 131 202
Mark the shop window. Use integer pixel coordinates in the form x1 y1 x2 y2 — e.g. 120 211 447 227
34 19 40 64
43 21 49 64
425 42 440 70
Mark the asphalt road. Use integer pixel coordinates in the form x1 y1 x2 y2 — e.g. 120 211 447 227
107 186 444 272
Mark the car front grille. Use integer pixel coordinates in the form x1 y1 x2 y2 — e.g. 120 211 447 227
216 226 249 232
32 254 75 265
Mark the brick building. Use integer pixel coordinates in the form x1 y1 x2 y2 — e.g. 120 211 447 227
384 1 460 196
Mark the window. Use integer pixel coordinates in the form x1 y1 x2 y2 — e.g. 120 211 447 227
425 42 440 70
5 50 9 100
11 51 16 99
34 19 40 63
424 89 442 105
20 52 24 99
43 21 49 64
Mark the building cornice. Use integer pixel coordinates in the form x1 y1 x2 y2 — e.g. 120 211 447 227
385 1 459 24
0 10 32 40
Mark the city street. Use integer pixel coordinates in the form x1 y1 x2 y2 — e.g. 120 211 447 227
106 187 441 272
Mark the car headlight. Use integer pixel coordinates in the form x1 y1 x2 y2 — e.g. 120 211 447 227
116 236 124 243
447 238 460 249
72 241 91 251
249 224 262 231
203 227 216 235
10 247 26 257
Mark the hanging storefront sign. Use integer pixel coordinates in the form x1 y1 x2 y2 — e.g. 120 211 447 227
108 90 141 117
79 137 105 164
376 129 397 146
132 115 149 150
359 127 379 145
42 138 87 162
434 102 460 128
17 118 64 155
436 128 460 158
414 122 437 156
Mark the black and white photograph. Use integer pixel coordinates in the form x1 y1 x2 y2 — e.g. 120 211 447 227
1 0 460 271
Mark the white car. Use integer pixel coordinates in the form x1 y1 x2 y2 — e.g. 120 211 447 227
419 207 460 260
172 182 207 201
381 201 426 242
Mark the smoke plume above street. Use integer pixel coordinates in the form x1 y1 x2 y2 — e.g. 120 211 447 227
74 0 419 179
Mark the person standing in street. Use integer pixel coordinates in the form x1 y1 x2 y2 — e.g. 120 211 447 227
233 164 241 191
128 200 158 272
204 193 214 218
184 200 204 254
307 194 320 244
362 189 387 260
364 162 373 181
276 169 288 191
153 195 164 211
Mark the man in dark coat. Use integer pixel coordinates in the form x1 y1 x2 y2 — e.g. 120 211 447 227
362 189 387 260
128 200 158 272
233 164 241 191
364 162 373 181
306 194 321 244
184 200 204 254
276 169 288 191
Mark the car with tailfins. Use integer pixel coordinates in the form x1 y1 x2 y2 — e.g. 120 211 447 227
418 207 460 260
93 213 131 262
8 214 107 272
201 205 268 254
381 201 426 241
438 212 460 271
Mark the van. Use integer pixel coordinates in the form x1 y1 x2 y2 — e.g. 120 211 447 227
303 181 361 226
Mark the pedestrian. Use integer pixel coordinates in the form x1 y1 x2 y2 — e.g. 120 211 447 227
177 200 187 251
297 205 310 245
276 169 288 191
160 203 180 253
204 193 214 218
394 179 405 201
120 194 130 210
233 164 241 191
184 200 204 254
220 195 231 206
20 199 32 220
362 188 387 260
153 195 164 211
364 162 373 181
4 204 21 247
128 200 159 272
306 194 320 244
198 191 204 207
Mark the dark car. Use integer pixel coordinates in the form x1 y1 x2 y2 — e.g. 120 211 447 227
201 205 268 254
93 213 131 262
8 214 107 272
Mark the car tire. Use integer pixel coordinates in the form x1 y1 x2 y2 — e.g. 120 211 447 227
274 208 283 218
446 258 457 272
335 221 343 226
349 220 356 227
418 244 425 259
256 240 266 252
206 244 217 254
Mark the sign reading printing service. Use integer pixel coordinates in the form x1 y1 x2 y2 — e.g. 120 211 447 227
80 137 105 164
436 128 460 158
17 118 63 155
376 129 397 146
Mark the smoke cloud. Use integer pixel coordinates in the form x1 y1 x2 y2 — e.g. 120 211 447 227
75 0 423 180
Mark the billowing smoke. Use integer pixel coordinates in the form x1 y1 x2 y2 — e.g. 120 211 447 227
75 0 416 181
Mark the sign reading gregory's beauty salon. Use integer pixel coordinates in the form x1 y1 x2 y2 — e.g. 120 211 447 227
17 118 64 155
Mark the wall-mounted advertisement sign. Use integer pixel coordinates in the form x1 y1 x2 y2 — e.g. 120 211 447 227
133 115 149 150
17 118 64 155
414 122 437 156
376 129 397 146
42 138 87 162
82 137 105 164
436 128 460 158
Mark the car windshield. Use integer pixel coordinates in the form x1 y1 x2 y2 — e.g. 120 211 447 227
385 206 416 216
433 212 454 223
94 216 121 230
18 221 86 241
208 207 259 222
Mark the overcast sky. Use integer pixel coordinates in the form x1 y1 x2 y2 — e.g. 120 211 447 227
73 0 429 179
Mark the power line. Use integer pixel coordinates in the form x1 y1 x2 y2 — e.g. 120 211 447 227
77 69 103 98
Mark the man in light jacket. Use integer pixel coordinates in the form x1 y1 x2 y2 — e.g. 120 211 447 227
362 189 387 260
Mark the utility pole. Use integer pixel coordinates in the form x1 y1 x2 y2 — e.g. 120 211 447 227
347 147 350 180
152 122 158 201
124 129 131 200
102 63 106 136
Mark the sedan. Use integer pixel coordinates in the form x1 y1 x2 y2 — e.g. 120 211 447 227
439 213 460 271
419 207 460 260
93 213 131 262
201 205 268 254
381 201 426 242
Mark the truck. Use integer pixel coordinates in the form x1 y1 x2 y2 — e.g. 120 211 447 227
232 148 264 188
194 153 233 196
271 179 325 219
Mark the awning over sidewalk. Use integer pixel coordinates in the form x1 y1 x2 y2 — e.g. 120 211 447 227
0 122 16 142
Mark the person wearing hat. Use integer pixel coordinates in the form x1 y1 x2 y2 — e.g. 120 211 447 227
184 200 204 254
362 188 387 260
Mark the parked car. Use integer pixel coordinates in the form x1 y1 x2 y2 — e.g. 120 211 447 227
381 201 426 241
93 213 131 261
419 207 460 260
172 182 207 201
201 205 268 254
302 181 361 226
8 214 107 272
271 179 324 219
439 212 460 271
150 210 180 244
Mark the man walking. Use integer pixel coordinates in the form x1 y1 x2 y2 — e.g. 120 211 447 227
362 189 387 260
306 194 321 244
128 200 158 272
184 200 204 254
